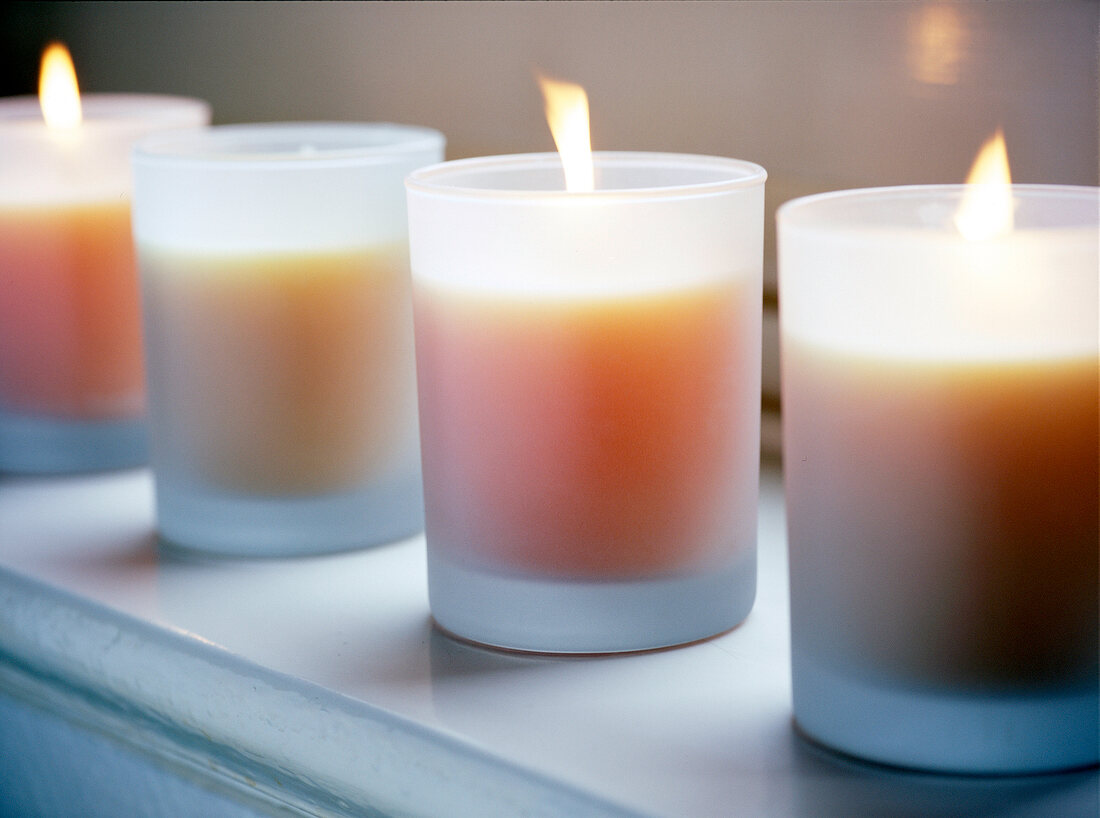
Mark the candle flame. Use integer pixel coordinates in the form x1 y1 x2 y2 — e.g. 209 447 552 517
954 129 1013 240
537 73 594 192
38 43 82 130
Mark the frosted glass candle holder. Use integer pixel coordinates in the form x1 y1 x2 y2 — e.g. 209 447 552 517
0 94 210 473
778 185 1099 773
407 152 766 653
132 123 444 556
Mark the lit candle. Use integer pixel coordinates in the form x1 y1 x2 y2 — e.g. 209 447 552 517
0 43 209 472
132 123 444 556
779 133 1099 773
407 78 766 652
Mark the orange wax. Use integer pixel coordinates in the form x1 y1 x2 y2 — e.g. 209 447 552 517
415 278 756 580
0 199 143 418
783 336 1099 688
140 245 415 495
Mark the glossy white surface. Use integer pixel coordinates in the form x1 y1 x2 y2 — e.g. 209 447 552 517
0 463 1096 816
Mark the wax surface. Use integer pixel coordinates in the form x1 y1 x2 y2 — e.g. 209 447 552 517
141 246 415 495
783 335 1099 690
0 200 143 418
415 277 758 580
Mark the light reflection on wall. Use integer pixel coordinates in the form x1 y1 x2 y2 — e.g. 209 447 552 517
907 3 967 88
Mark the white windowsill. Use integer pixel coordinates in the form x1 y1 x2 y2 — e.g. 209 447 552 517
0 462 1095 816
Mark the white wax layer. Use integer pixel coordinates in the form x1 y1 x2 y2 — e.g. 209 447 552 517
133 123 445 252
778 185 1099 360
407 152 766 296
0 95 210 205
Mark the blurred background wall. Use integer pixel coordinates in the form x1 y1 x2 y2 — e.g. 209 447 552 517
3 0 1097 448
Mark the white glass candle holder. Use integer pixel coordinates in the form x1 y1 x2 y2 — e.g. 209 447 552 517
0 94 210 472
407 152 766 653
132 123 444 556
778 185 1099 773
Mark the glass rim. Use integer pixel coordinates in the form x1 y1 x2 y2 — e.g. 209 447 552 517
0 93 210 130
132 121 446 170
406 151 767 202
778 183 1100 231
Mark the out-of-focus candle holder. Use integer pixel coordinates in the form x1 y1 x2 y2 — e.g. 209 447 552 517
132 122 444 556
407 152 766 653
778 185 1099 773
0 95 210 473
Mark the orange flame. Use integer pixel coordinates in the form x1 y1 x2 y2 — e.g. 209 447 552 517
39 43 82 130
954 129 1013 240
537 73 594 192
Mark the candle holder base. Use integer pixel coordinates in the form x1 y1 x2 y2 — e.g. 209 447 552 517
791 649 1099 774
0 409 147 473
427 549 756 654
153 469 424 557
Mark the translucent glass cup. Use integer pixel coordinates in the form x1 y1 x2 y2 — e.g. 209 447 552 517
778 185 1099 773
132 123 444 556
0 95 210 473
407 152 766 652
